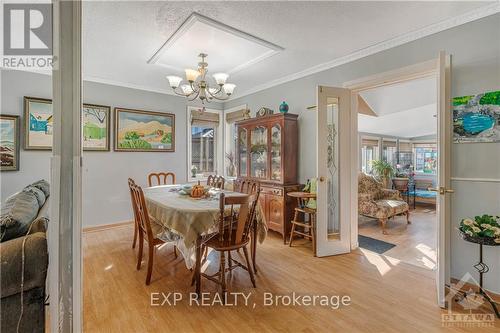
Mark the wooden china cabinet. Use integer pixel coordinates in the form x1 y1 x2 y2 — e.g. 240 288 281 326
235 113 301 243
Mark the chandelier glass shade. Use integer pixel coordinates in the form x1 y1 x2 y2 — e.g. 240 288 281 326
166 53 236 107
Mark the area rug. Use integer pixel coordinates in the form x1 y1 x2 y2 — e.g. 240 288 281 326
358 235 396 254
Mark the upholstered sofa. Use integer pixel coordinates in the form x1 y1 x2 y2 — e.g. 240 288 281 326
1 180 50 333
358 173 409 234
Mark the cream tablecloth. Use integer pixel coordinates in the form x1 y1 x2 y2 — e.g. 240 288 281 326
143 185 266 268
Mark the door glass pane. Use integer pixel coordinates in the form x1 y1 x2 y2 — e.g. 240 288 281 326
238 128 247 176
326 98 340 240
271 124 281 180
250 126 267 178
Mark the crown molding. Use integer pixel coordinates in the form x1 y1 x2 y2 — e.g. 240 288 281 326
230 2 500 101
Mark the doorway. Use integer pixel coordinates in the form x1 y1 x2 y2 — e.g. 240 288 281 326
316 53 452 307
356 76 438 271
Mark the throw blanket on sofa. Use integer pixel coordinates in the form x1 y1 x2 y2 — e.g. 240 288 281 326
0 180 50 242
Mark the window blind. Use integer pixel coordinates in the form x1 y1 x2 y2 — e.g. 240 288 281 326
191 109 220 126
413 142 436 148
399 141 412 152
382 139 397 148
226 109 248 124
361 138 379 147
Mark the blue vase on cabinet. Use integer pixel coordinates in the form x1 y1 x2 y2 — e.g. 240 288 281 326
279 101 289 113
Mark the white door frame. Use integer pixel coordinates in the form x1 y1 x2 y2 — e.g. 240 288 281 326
49 1 82 331
343 54 451 307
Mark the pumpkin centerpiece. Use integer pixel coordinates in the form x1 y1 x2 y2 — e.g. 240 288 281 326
190 181 206 198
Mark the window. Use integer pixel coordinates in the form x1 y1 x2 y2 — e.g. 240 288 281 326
187 107 222 180
413 144 437 174
360 137 379 174
397 141 413 170
224 105 247 178
382 139 397 167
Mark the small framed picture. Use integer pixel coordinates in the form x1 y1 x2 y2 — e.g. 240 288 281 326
0 115 20 171
24 96 53 150
82 104 111 151
114 108 175 152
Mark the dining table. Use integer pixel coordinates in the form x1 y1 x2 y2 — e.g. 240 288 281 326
143 184 266 295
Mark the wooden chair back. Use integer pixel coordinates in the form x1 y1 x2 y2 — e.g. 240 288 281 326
236 179 260 195
207 175 225 189
128 178 154 243
148 172 176 187
218 190 260 247
128 178 140 223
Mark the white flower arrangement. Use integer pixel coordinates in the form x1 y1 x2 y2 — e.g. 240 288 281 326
459 215 500 244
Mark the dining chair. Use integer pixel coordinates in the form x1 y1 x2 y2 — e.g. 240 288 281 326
206 175 225 189
198 190 260 301
128 178 177 285
148 172 176 187
235 179 261 273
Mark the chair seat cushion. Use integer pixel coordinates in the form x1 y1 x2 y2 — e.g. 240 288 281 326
373 200 409 219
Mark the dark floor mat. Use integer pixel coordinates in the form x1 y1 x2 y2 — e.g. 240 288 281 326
358 235 396 254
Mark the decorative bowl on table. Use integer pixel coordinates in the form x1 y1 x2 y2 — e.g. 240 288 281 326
459 229 499 246
179 185 193 196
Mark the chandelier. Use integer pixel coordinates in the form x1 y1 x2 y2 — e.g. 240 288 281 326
166 53 236 111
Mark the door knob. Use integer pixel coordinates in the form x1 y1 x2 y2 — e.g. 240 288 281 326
319 176 326 182
428 187 454 195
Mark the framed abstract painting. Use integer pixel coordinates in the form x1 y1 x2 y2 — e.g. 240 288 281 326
453 91 500 143
114 108 175 152
0 115 20 171
24 96 53 150
82 104 111 151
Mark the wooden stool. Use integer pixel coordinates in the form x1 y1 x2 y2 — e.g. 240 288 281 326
287 192 317 256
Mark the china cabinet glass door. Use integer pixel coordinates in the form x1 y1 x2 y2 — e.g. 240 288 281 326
250 126 268 178
238 128 248 176
270 124 282 181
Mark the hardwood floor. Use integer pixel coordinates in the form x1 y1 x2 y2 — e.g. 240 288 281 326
358 205 437 270
83 224 498 332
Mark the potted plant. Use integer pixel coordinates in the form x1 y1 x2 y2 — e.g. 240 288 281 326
459 215 500 245
370 160 395 188
392 170 409 189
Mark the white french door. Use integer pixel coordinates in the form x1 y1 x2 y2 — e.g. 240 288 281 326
434 51 452 307
315 86 352 256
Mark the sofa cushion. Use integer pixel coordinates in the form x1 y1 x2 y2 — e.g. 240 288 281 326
373 200 409 219
0 191 40 242
0 231 48 298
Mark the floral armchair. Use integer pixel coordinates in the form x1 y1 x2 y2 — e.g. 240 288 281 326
358 173 410 234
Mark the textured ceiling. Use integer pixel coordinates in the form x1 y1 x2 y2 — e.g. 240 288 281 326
82 1 493 98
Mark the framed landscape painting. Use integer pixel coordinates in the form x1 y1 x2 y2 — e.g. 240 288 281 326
453 90 500 143
114 108 175 152
0 115 20 171
24 96 53 150
82 104 111 151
